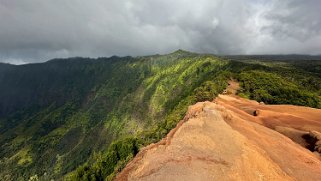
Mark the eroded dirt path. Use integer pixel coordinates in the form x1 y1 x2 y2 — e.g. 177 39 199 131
224 79 240 95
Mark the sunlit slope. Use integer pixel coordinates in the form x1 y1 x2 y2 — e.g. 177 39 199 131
0 51 228 180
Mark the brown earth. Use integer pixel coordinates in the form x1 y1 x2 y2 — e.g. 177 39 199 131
223 80 240 95
215 95 321 151
116 81 321 181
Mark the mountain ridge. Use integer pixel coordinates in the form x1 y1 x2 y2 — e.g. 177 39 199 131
116 86 321 181
0 52 321 180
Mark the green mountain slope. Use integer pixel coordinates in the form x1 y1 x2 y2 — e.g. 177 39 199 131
0 51 321 180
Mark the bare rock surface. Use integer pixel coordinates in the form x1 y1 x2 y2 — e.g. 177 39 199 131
116 100 321 181
116 81 321 181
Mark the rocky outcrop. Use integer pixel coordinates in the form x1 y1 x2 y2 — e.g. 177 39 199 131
304 131 321 154
116 98 321 181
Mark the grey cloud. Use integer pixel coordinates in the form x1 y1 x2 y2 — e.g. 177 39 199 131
0 0 320 64
248 0 321 54
263 0 321 40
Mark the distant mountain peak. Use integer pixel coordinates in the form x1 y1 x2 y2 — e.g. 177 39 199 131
171 49 191 54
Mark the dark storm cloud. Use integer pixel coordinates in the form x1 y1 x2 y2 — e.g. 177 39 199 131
0 0 320 64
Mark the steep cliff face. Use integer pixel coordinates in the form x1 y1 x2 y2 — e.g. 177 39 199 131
116 94 321 181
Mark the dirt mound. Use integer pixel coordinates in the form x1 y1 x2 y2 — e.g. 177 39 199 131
116 100 321 181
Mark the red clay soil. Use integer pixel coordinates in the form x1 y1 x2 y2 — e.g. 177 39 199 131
224 80 240 95
215 94 321 149
116 82 321 181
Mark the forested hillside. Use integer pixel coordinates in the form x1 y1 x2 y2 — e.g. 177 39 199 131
0 51 320 180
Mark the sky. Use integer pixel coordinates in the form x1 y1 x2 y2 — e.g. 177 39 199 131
0 0 321 64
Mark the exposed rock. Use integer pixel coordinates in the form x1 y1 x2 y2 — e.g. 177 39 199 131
117 98 321 181
253 109 260 116
304 131 321 153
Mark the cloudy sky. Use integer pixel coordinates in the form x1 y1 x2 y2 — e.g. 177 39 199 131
0 0 321 64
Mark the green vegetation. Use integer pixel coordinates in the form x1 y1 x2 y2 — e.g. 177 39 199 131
70 137 139 181
0 51 229 180
0 51 321 180
237 71 321 108
67 55 230 180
